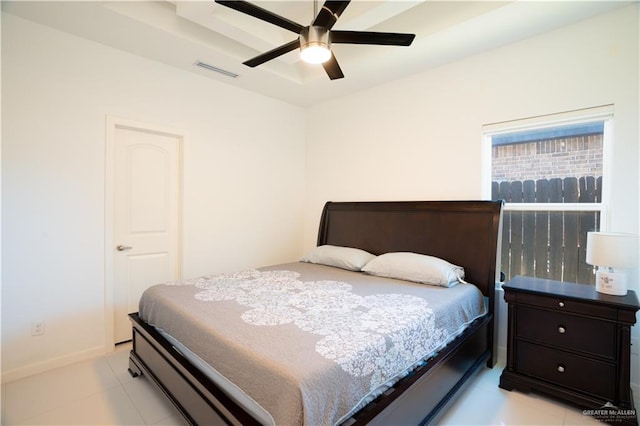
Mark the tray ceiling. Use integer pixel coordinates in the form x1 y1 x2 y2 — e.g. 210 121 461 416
2 1 630 106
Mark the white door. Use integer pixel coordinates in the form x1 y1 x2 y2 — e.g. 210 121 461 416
113 125 181 343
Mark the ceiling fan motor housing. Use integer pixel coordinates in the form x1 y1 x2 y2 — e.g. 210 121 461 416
300 26 331 64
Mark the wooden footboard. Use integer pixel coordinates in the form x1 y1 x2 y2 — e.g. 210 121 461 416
351 315 491 425
130 312 491 426
129 313 260 426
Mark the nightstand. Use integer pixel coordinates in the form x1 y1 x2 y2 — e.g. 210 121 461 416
499 275 639 425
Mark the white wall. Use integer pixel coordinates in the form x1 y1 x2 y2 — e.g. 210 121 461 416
1 14 306 380
304 4 639 389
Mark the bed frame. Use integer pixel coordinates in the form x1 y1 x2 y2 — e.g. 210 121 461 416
128 200 504 425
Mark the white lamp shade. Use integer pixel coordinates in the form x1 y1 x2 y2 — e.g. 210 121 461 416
586 232 639 269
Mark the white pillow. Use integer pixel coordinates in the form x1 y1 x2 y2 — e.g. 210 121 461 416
362 252 464 287
301 245 376 271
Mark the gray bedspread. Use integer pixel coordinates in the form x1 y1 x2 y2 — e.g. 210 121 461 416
138 262 486 426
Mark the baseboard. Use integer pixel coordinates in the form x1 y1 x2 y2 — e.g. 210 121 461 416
1 345 107 383
496 345 507 366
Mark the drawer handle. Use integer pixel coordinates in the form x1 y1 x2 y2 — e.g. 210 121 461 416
557 364 566 373
558 326 566 334
558 301 565 308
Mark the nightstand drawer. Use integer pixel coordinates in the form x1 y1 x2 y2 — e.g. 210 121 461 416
516 292 617 320
517 306 616 359
516 341 616 401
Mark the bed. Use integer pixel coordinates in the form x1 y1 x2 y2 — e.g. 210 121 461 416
128 200 504 425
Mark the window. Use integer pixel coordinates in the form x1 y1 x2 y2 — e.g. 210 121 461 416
482 106 613 284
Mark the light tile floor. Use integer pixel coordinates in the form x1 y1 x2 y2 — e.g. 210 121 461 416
434 364 608 426
1 343 187 426
0 344 630 425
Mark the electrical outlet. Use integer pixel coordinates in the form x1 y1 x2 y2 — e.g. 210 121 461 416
31 320 44 336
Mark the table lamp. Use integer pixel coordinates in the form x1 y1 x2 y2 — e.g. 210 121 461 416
586 232 639 296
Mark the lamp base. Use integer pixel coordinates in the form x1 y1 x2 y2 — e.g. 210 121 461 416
595 270 628 296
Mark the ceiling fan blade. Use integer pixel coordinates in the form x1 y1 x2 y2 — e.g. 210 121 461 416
331 30 415 46
215 1 304 34
313 1 351 30
322 53 344 80
243 39 301 67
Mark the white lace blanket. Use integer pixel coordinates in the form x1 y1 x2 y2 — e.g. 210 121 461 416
138 262 486 426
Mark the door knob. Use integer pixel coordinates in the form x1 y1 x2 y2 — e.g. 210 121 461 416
116 245 132 251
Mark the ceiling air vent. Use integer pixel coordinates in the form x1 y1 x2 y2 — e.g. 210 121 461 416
194 61 239 78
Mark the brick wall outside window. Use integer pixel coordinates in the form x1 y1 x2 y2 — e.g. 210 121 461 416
492 134 603 182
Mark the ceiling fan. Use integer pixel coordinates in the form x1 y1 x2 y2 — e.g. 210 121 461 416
214 0 416 80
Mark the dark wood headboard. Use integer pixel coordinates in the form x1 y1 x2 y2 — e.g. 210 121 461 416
317 200 504 299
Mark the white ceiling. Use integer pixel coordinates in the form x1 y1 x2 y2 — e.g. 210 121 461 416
2 1 631 106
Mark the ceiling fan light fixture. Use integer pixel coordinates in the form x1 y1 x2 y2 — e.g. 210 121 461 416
300 26 331 64
301 45 331 64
